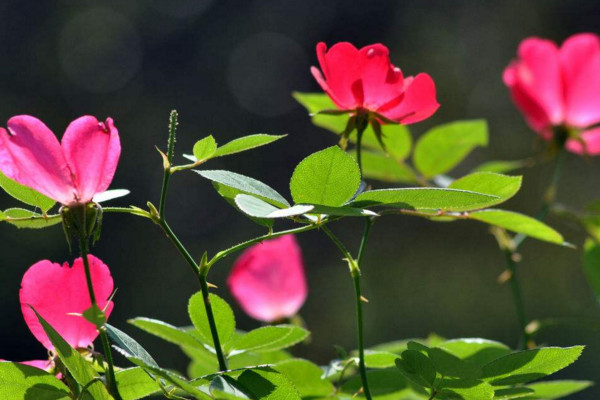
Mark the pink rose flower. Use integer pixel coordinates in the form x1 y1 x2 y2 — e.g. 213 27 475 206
0 115 121 205
504 33 600 155
311 42 439 124
228 235 308 322
20 255 114 350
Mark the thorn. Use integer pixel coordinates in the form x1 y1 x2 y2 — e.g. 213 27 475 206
155 146 170 170
511 252 522 262
360 296 369 303
207 282 218 289
497 269 512 284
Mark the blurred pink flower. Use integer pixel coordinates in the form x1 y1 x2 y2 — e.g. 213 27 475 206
504 33 600 155
0 115 120 205
228 235 308 322
311 42 439 124
20 255 114 350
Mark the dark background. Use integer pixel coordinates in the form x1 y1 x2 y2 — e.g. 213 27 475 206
0 0 599 398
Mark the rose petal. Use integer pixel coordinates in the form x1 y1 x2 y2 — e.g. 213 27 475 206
378 73 440 124
62 116 121 204
316 42 363 109
565 127 600 155
227 235 307 322
20 255 114 350
0 116 75 204
359 44 405 110
560 33 600 127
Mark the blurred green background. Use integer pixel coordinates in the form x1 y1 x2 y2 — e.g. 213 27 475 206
0 0 598 398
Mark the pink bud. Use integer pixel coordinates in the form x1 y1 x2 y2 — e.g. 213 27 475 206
19 255 114 350
503 33 600 155
0 115 121 205
311 42 439 124
228 235 308 322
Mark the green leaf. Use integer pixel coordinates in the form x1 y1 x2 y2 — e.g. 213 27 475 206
115 367 161 400
32 308 113 400
188 292 236 348
448 172 522 206
105 324 159 369
493 387 535 399
473 160 530 174
234 194 281 218
235 367 301 400
395 350 436 389
341 368 427 400
115 351 211 400
413 120 488 178
293 93 413 160
351 151 417 184
1 208 62 229
197 170 290 208
234 194 376 219
82 304 106 327
231 325 309 354
352 188 499 212
363 351 401 368
214 134 286 157
583 238 600 303
481 346 584 386
193 135 218 161
469 210 564 245
522 380 593 399
0 170 56 212
293 92 347 134
350 123 413 161
211 182 274 228
210 375 252 399
274 359 335 398
290 146 361 207
128 317 204 349
436 339 511 367
437 379 494 400
427 348 481 379
0 362 71 400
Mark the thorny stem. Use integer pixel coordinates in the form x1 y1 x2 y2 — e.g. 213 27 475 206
502 147 566 349
79 235 121 400
322 225 373 400
157 218 228 371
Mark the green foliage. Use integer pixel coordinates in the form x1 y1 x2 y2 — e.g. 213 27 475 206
480 346 584 386
293 92 347 133
340 368 426 400
129 317 204 349
235 367 302 400
435 339 511 367
0 208 62 229
106 324 159 369
0 362 70 400
473 160 530 174
214 134 286 158
351 150 417 184
350 122 413 161
274 359 335 398
197 170 290 208
189 292 236 349
290 146 361 207
114 367 161 400
230 325 309 354
0 170 55 212
521 380 593 399
210 375 252 399
469 210 564 244
413 120 488 178
351 188 498 212
193 135 218 162
583 238 600 303
395 350 437 388
448 172 521 207
33 308 113 400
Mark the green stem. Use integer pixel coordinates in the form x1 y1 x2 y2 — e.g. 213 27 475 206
79 237 121 400
322 226 373 400
502 147 566 348
504 249 528 349
157 219 228 371
159 110 178 218
355 116 368 174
